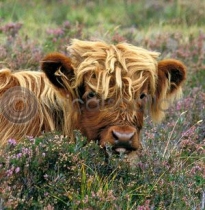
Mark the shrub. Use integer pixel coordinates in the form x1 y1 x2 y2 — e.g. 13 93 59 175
0 124 204 209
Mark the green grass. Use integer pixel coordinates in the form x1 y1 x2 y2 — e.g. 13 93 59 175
1 0 205 39
0 0 205 209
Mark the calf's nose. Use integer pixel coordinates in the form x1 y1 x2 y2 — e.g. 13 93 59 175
111 127 137 150
100 125 140 152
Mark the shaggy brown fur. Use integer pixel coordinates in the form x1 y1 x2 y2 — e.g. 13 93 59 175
0 69 71 147
0 40 187 153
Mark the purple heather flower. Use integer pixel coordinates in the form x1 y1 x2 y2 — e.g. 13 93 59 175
15 167 20 173
8 138 17 146
27 136 35 142
16 153 22 159
6 170 13 177
6 167 14 177
46 28 64 37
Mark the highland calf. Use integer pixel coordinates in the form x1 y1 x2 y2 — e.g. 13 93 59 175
0 40 186 153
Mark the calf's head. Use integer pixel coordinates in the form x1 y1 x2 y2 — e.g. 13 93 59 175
41 40 186 153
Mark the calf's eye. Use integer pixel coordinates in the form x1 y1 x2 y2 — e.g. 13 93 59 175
87 91 96 99
140 93 147 99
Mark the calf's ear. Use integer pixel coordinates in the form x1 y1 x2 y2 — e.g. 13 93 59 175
41 53 75 97
150 59 187 122
157 59 186 95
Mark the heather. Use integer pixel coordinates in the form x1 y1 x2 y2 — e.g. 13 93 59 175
0 0 205 209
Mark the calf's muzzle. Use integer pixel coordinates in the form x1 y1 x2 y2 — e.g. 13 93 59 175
107 126 139 153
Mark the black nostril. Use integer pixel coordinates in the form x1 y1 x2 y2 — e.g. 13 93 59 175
112 130 135 142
